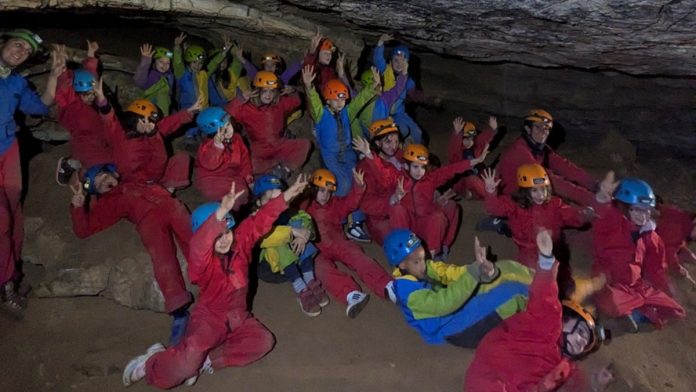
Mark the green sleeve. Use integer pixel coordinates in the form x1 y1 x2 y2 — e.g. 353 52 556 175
206 51 226 74
406 265 481 319
229 57 243 79
307 86 324 121
347 85 377 121
173 46 185 78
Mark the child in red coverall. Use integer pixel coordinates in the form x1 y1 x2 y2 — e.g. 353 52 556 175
388 143 488 260
69 164 193 345
302 32 345 92
306 168 395 318
92 78 202 191
226 70 310 176
193 106 252 208
123 177 308 388
592 175 686 332
655 202 696 288
355 119 405 245
447 116 497 200
465 230 615 392
54 41 112 185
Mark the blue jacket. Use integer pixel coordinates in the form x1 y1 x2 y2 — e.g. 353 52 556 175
0 72 50 155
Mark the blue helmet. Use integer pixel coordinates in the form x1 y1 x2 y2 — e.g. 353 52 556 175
196 107 231 136
383 229 422 266
392 45 410 60
191 202 236 233
73 69 96 93
83 163 117 194
613 178 656 208
252 175 284 197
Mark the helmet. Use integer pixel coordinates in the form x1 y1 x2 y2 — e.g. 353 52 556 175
360 69 374 87
383 229 422 266
252 175 284 197
153 46 173 60
461 121 477 138
613 178 656 208
311 168 337 191
72 70 96 93
517 163 550 188
196 107 231 136
126 99 160 121
191 202 235 233
260 52 281 64
561 300 607 357
403 144 429 165
83 163 117 194
184 45 206 63
322 79 349 100
369 118 399 139
4 28 42 53
254 71 280 89
319 38 335 52
392 45 410 60
525 109 553 124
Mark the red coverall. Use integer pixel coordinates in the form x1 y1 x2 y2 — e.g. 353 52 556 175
144 196 285 388
70 183 192 313
0 143 22 286
55 57 112 168
484 195 584 267
498 136 596 206
226 94 310 174
194 134 253 208
656 204 695 271
307 183 392 304
389 160 473 253
302 52 338 92
446 125 495 199
100 103 192 189
592 203 686 327
356 152 402 245
465 263 589 392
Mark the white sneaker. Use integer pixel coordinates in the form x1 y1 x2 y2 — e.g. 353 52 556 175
345 291 369 318
122 343 166 387
184 355 213 386
385 281 397 304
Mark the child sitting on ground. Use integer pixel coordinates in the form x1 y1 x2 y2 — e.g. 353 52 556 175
134 43 175 115
383 228 532 347
447 116 497 200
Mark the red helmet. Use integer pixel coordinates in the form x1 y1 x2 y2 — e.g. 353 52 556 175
322 79 349 100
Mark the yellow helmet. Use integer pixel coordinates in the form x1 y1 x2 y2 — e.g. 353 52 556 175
525 109 553 124
403 144 429 165
516 163 550 188
369 118 399 139
254 71 280 89
311 168 337 191
126 99 160 121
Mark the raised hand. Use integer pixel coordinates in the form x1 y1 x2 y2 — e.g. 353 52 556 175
309 31 323 52
377 33 394 46
140 43 153 58
49 45 67 78
174 32 187 47
219 182 246 215
536 228 553 256
481 168 500 194
470 144 490 166
281 85 296 96
187 95 205 113
93 77 105 101
352 168 365 187
370 66 381 90
488 115 498 131
436 189 457 207
597 171 619 203
242 88 259 102
473 236 496 279
231 44 244 62
336 52 346 77
70 182 86 208
302 65 316 87
284 173 309 202
86 40 99 58
394 176 406 202
222 35 234 52
351 136 372 159
453 117 465 134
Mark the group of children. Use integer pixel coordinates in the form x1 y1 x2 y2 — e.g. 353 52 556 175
1 27 694 391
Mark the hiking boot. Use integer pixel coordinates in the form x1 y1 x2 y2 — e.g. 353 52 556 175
56 156 79 187
168 311 190 346
1 281 26 319
307 279 330 307
122 343 165 386
297 289 321 317
346 291 369 318
345 221 371 243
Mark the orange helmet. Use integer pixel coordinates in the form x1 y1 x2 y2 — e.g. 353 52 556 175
517 163 550 188
403 144 429 165
319 38 335 52
260 52 281 64
525 109 553 124
561 300 607 357
311 168 337 191
461 121 477 137
369 118 399 139
126 99 160 120
254 71 280 89
322 79 349 100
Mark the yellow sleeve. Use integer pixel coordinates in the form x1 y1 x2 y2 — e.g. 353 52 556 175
259 226 293 248
426 260 467 285
195 71 209 109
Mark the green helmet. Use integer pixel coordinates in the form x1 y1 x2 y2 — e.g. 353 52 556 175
360 69 374 87
4 28 43 54
184 45 206 63
153 46 173 60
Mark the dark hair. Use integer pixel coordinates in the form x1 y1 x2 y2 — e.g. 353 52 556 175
511 186 551 209
372 131 402 151
615 200 660 220
250 87 281 107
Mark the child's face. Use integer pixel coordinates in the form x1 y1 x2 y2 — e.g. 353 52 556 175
315 187 332 205
399 246 427 279
408 162 426 181
259 88 277 105
562 317 591 356
218 121 234 141
526 122 551 144
391 54 406 73
136 117 157 134
376 133 400 157
154 57 171 73
259 188 281 206
327 98 346 112
318 50 332 65
189 60 203 72
461 135 475 149
628 206 651 226
214 229 235 254
530 187 549 205
94 172 119 194
218 57 228 71
262 60 277 73
1 38 32 68
79 90 96 105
